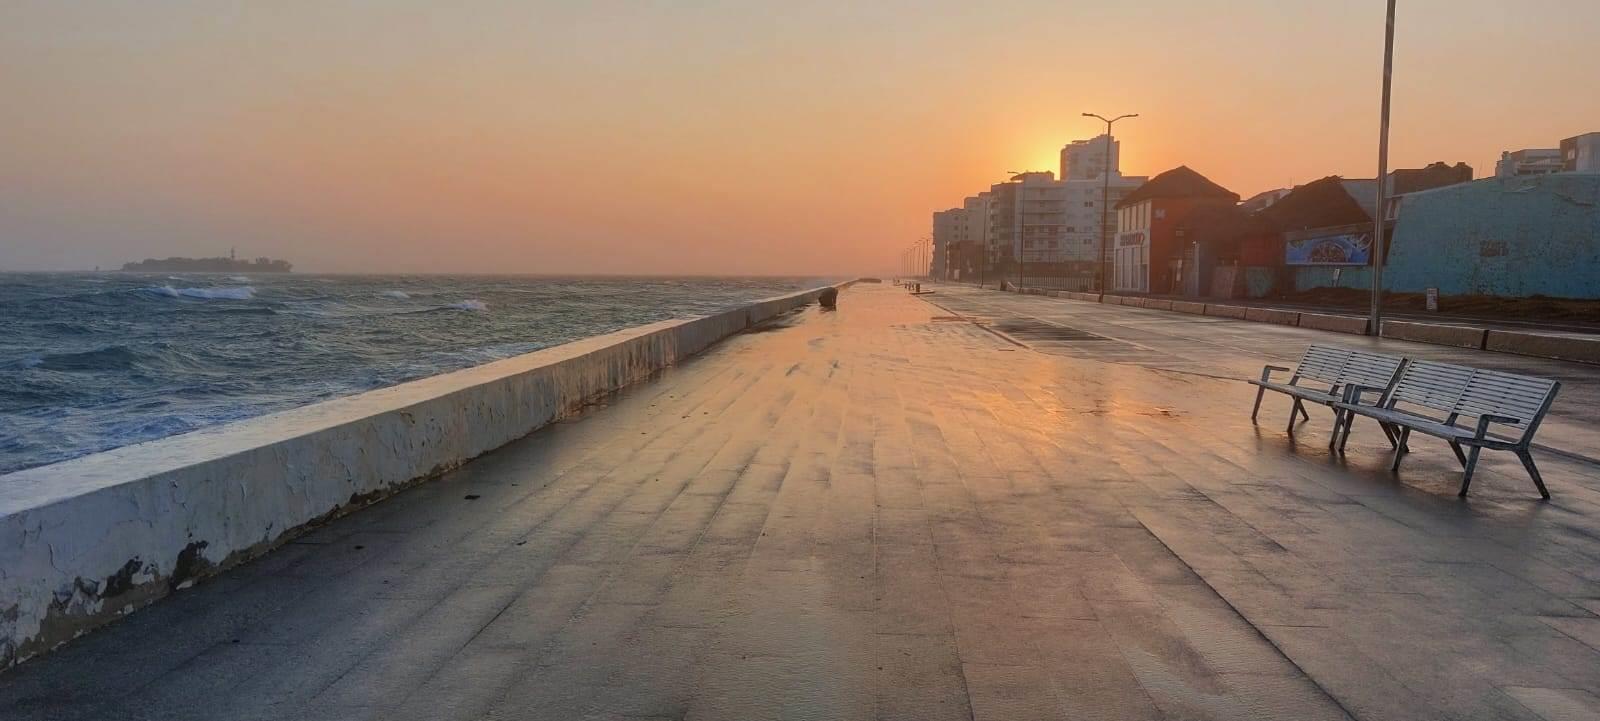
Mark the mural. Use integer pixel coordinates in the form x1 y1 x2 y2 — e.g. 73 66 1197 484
1286 231 1372 266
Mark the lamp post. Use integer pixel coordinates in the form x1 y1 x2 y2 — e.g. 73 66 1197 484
1369 0 1396 336
1082 113 1138 293
979 198 990 288
1006 171 1027 292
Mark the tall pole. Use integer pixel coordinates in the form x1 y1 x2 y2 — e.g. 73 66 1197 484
1083 113 1137 294
1369 0 1396 335
1016 183 1024 291
1099 128 1113 292
1004 172 1027 292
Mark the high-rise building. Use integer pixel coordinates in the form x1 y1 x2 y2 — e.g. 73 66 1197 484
1061 134 1119 181
931 208 962 277
1058 135 1145 278
958 193 992 280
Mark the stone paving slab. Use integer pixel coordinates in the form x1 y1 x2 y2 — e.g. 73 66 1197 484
4 283 1600 720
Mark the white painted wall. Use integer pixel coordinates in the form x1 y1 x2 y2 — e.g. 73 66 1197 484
0 283 848 670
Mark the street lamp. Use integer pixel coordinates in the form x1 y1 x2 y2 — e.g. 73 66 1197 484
1369 0 1396 335
1082 112 1138 293
1006 170 1027 292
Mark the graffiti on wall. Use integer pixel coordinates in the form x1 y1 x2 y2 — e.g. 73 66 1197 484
1286 231 1372 266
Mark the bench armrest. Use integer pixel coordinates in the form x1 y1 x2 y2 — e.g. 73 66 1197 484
1259 365 1291 383
1472 413 1522 439
1340 383 1388 405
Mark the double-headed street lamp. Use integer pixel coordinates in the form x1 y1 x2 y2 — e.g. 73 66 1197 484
1082 112 1137 293
1369 0 1397 335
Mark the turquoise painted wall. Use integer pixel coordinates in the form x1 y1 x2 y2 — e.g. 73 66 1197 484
1296 174 1600 299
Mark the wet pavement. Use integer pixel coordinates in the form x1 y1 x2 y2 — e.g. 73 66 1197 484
4 282 1600 720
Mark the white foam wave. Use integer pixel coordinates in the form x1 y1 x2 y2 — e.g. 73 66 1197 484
229 276 250 282
146 285 257 300
448 299 488 312
381 290 411 299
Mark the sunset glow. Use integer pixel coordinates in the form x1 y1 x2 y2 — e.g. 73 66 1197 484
3 0 1598 275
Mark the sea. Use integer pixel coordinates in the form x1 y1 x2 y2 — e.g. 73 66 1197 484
0 273 829 475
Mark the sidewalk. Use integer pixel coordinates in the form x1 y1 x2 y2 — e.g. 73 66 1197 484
928 282 1600 459
3 283 1599 720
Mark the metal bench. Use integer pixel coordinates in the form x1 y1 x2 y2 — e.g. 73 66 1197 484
1249 345 1406 443
1333 359 1561 498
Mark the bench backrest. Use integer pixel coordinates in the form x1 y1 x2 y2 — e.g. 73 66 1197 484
1291 345 1351 386
1292 345 1404 393
1338 349 1407 391
1387 359 1560 438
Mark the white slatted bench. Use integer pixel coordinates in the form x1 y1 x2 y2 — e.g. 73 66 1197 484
1249 345 1406 443
1333 359 1561 498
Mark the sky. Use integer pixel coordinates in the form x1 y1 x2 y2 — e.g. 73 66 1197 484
2 1 1597 275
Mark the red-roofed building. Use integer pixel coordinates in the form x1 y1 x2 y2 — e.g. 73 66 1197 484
1111 166 1239 293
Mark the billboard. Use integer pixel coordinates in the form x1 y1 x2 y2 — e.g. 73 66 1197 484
1286 231 1372 266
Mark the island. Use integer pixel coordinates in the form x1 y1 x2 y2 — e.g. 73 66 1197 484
121 252 292 273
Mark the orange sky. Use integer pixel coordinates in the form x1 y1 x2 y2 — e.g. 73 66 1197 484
2 1 1597 275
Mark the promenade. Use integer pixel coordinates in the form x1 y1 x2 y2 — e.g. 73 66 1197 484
4 282 1600 720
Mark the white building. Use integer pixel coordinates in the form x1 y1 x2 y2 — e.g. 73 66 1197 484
1057 176 1145 268
1495 148 1564 177
1057 135 1145 272
1061 134 1119 181
1009 172 1067 265
1562 132 1600 173
931 208 963 278
959 193 992 279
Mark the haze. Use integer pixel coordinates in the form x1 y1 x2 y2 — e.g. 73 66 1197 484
2 1 1597 275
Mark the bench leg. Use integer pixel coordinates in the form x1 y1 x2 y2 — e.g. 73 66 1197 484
1447 441 1468 468
1338 416 1356 453
1458 445 1482 497
1286 399 1304 434
1378 422 1399 449
1515 448 1551 500
1390 428 1412 472
1251 386 1267 423
1328 410 1344 449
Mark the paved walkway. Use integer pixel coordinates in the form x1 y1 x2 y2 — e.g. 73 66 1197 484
4 283 1600 720
928 282 1600 457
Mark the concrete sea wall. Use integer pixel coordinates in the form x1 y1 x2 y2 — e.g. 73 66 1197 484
0 283 847 671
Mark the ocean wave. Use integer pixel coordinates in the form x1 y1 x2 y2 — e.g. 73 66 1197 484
5 356 44 370
1 274 819 474
228 276 250 282
34 321 96 335
31 343 208 374
397 299 490 316
381 290 411 299
145 285 256 300
35 345 146 372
